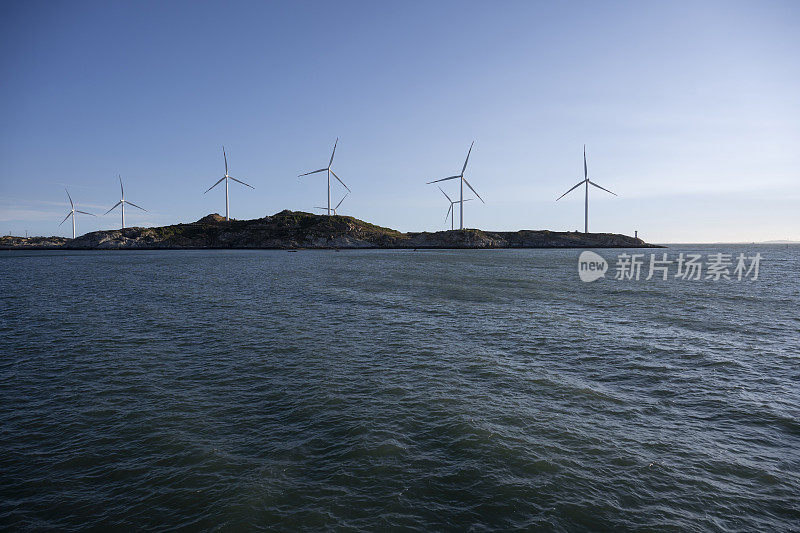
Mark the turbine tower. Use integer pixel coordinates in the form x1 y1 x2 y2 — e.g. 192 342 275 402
105 175 146 230
59 188 95 239
204 146 254 221
556 145 617 233
299 138 351 215
438 186 473 231
315 192 348 216
426 141 484 230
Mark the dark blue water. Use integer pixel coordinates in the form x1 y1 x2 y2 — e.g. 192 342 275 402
1 246 799 531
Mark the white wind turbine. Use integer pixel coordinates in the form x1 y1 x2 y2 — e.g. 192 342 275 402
59 188 95 239
299 138 351 215
204 146 254 221
105 175 146 230
556 145 617 233
438 186 472 231
315 192 348 216
426 141 484 230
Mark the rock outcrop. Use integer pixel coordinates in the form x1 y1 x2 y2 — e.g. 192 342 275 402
0 236 70 249
1 211 659 250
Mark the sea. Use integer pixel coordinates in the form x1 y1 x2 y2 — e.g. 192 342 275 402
1 245 798 531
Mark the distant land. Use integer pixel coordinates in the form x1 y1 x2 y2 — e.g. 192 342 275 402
0 210 659 250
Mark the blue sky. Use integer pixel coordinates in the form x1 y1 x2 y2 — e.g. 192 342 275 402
1 0 798 242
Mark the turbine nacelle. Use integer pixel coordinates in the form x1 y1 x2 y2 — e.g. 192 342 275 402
426 141 484 230
60 187 95 239
314 192 348 216
299 138 351 215
204 146 254 221
105 175 146 230
438 186 473 229
555 145 618 233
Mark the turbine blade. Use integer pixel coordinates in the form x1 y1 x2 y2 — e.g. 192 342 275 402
76 210 95 216
445 203 452 221
126 201 147 211
462 140 474 175
461 176 484 203
59 211 72 225
329 138 338 168
65 187 73 208
427 175 460 184
223 146 228 175
205 176 226 193
228 176 254 189
589 180 617 196
104 201 122 215
584 145 588 179
438 186 452 203
556 180 585 201
119 175 124 198
299 168 327 177
335 193 348 210
329 169 350 192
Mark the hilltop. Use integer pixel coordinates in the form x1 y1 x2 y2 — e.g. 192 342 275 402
0 210 658 250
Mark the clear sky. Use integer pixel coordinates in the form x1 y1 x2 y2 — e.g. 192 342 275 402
1 0 798 242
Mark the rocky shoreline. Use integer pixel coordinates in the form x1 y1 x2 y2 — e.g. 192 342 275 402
1 211 660 250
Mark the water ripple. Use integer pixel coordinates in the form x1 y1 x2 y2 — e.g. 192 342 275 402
1 246 799 531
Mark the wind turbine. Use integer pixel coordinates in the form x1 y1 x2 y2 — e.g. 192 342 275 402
315 192 348 216
105 175 146 230
205 146 254 221
426 141 484 230
556 145 617 233
299 138 351 215
59 188 95 239
438 186 472 231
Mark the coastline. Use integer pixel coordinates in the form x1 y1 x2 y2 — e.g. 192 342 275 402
0 210 661 250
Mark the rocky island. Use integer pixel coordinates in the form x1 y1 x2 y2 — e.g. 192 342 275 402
1 210 659 250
